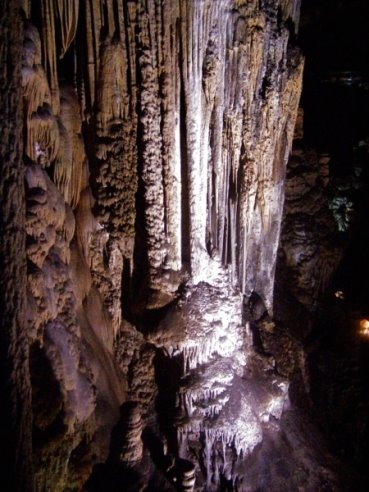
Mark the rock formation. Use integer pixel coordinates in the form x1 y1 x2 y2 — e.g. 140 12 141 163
0 2 32 491
7 1 360 491
118 402 143 465
276 111 344 314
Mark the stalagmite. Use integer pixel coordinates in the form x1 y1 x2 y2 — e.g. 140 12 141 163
119 402 143 466
176 459 196 492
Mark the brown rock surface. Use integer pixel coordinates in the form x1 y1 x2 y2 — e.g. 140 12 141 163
0 2 32 490
4 1 354 491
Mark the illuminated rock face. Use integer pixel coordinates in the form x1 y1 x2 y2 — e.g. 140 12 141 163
2 1 303 490
150 264 289 488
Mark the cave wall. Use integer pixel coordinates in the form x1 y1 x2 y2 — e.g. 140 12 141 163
0 2 32 490
2 1 304 490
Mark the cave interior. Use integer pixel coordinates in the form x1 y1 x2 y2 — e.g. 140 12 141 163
1 0 369 491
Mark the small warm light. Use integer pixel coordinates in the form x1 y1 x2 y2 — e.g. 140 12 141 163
359 319 369 337
334 290 345 300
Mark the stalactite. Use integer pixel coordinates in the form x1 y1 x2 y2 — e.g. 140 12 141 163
90 6 139 326
92 4 137 246
83 0 97 114
10 0 307 489
179 0 220 280
21 0 31 17
26 108 60 164
22 23 50 116
22 24 59 167
83 0 125 117
157 0 182 273
137 0 167 298
280 0 302 30
22 64 51 118
54 86 85 208
40 0 60 114
22 22 60 165
74 186 97 265
55 0 79 58
96 41 128 131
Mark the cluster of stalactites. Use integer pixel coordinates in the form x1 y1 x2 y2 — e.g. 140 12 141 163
22 0 304 315
22 10 85 210
56 0 80 59
54 86 86 208
22 22 60 165
83 0 128 116
95 41 129 132
99 0 303 310
21 0 303 314
35 0 79 114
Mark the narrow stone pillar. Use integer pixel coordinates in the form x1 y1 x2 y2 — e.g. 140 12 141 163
119 401 143 466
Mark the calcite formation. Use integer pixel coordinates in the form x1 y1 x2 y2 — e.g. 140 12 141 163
150 263 289 487
1 1 305 490
118 402 143 465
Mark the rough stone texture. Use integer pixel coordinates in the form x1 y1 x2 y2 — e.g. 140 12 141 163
82 0 304 315
276 114 344 314
270 112 349 416
118 401 143 465
254 111 347 415
149 264 289 488
20 4 126 489
3 1 350 491
0 2 33 490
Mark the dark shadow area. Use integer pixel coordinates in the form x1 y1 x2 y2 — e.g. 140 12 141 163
306 178 369 474
177 18 191 269
30 343 66 447
121 255 134 323
280 0 369 483
84 461 148 492
154 350 184 458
